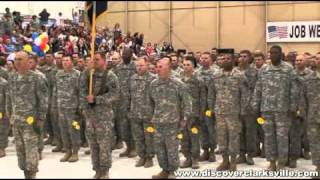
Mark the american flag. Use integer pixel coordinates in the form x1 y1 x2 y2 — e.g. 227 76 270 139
268 25 288 39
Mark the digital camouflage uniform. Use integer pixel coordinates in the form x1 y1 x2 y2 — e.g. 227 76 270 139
236 66 259 158
289 68 312 161
251 61 299 164
301 71 320 167
196 65 219 153
79 70 88 145
39 65 62 144
128 72 156 159
112 62 136 147
53 69 81 152
0 77 9 152
149 76 192 172
0 66 8 80
179 71 202 160
6 70 48 173
207 68 248 156
32 69 48 155
80 69 120 172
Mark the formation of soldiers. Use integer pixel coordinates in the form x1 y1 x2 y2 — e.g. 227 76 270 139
0 45 320 179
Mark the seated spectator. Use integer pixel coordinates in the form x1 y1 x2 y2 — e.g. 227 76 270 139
0 37 6 55
113 23 122 46
4 38 16 53
146 42 154 56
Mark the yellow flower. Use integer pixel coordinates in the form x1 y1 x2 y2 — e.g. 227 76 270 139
26 116 34 125
177 133 183 140
257 117 265 125
205 110 212 117
72 121 78 127
191 127 198 134
146 126 155 133
0 112 2 119
75 125 80 130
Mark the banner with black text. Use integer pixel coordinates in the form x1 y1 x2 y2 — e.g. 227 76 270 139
266 21 320 42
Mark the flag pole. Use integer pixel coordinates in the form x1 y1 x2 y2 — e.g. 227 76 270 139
89 1 96 96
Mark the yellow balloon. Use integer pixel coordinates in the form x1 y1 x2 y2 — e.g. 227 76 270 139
27 116 34 125
257 117 265 125
39 33 45 39
146 126 155 133
191 127 199 134
177 133 183 140
205 110 212 117
44 44 50 53
0 112 2 119
23 44 32 53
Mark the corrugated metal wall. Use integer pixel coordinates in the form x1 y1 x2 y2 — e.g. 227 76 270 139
97 1 320 54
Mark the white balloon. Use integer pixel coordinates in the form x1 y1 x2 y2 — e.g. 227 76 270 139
34 38 41 46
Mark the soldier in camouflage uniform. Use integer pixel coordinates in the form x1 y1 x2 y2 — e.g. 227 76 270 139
37 54 54 145
128 57 156 168
207 53 248 171
53 56 81 163
301 62 320 175
251 45 299 171
40 54 63 150
109 52 123 150
0 72 8 158
179 56 202 169
6 51 48 178
112 48 137 157
287 55 313 168
76 57 88 148
150 56 192 179
80 52 120 179
170 54 183 77
28 55 48 160
196 52 219 162
253 53 266 158
49 54 64 152
236 50 258 165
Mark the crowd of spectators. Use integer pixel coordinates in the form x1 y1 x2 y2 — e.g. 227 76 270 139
0 7 177 63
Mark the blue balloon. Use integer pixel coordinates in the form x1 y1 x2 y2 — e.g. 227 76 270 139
32 32 38 40
38 51 45 57
32 45 40 53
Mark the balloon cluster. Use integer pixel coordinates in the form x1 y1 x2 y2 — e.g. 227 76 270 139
23 32 50 57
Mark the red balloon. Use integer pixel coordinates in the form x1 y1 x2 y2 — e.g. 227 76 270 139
40 43 46 51
43 36 49 44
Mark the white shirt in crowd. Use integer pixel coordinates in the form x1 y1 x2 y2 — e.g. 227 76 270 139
56 15 63 26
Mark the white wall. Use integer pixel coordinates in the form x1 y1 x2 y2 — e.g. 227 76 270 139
0 1 85 19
